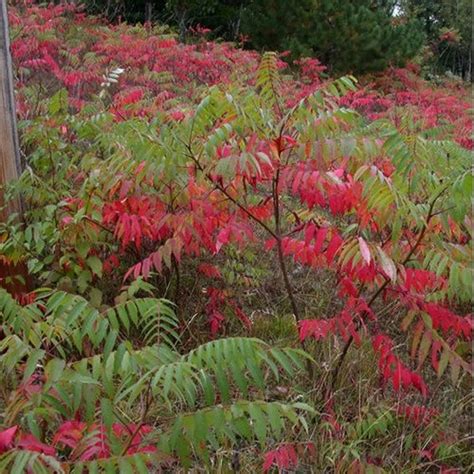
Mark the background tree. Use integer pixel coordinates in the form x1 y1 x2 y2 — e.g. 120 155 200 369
401 0 472 80
241 0 423 73
240 0 315 57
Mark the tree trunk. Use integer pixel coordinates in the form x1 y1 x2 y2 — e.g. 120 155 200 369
178 11 187 43
145 2 152 23
468 48 472 82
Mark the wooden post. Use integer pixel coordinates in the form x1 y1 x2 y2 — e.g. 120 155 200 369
0 0 29 297
0 0 22 222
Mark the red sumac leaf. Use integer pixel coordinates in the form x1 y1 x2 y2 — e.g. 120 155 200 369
358 237 371 265
0 426 17 453
17 434 56 456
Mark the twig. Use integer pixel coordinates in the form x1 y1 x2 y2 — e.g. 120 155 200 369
120 379 152 456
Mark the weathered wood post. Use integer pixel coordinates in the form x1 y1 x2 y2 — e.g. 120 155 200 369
0 0 22 222
0 0 28 296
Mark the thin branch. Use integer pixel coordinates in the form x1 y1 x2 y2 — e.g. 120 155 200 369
273 168 300 321
185 144 279 239
120 379 152 456
328 186 449 391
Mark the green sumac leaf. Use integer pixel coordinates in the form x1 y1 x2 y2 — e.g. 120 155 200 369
44 358 66 388
87 256 103 277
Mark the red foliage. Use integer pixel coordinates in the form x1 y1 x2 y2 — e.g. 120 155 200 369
52 421 155 460
9 2 261 121
9 2 471 150
341 67 473 149
205 287 250 336
423 302 472 340
263 444 298 472
0 427 56 457
401 268 445 294
198 263 222 279
17 434 56 457
373 334 428 397
263 442 315 472
295 57 326 84
299 297 372 346
396 404 438 427
103 196 167 250
0 421 155 462
0 426 17 454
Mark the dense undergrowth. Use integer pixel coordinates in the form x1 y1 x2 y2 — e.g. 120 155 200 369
0 2 473 472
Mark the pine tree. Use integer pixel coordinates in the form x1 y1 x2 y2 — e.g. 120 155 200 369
309 0 424 73
241 0 423 74
241 0 315 57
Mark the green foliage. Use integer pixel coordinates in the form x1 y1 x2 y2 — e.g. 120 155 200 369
0 451 64 474
159 400 311 467
0 289 313 470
